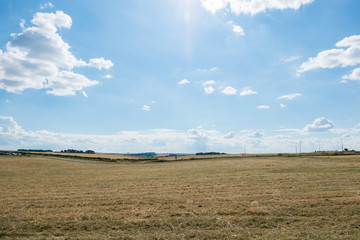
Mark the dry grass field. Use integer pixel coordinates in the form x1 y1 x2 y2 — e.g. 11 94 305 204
1 154 360 239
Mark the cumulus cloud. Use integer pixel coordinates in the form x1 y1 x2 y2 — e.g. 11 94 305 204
87 57 114 70
240 88 257 96
222 86 237 95
201 0 314 15
178 79 190 85
104 74 113 79
342 68 360 81
298 35 360 74
303 117 335 132
257 105 270 109
223 131 237 139
0 11 113 96
204 86 214 94
248 130 264 138
227 21 245 35
2 116 360 153
278 93 302 100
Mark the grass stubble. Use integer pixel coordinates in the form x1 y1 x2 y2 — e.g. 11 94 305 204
0 154 360 239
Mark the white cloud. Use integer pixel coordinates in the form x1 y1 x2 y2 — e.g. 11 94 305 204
342 68 360 81
2 116 360 153
280 103 286 108
81 91 88 98
222 86 237 95
298 35 360 74
88 57 114 70
257 105 270 109
142 105 151 111
0 11 112 96
104 74 113 79
40 2 54 9
248 130 264 138
232 25 245 35
201 0 314 15
278 93 302 100
204 86 214 94
223 131 237 139
203 80 216 85
303 117 335 132
178 79 190 85
240 88 257 96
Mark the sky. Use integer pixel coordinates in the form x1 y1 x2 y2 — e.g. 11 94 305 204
1 0 360 153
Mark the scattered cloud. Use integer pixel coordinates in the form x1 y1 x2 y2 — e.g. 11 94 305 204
203 80 216 85
204 86 214 94
240 88 257 96
104 74 113 79
278 93 302 100
81 91 88 98
1 116 360 153
257 105 270 109
303 117 335 132
40 2 54 9
200 0 314 15
141 105 151 111
178 79 190 85
280 103 286 108
0 11 112 96
87 58 114 70
232 25 245 35
222 86 237 95
227 21 245 35
342 68 360 81
298 35 360 74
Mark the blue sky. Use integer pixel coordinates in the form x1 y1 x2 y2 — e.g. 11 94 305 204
1 0 360 153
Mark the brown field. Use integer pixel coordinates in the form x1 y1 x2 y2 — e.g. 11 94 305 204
28 152 143 160
1 154 360 239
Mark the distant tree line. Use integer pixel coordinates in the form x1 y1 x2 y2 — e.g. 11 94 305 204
196 152 226 155
126 152 156 158
18 149 53 152
61 149 95 154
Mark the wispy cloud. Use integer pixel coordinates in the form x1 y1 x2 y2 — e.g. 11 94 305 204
280 55 302 63
257 105 270 109
203 80 216 85
141 105 151 111
197 67 218 72
278 93 302 100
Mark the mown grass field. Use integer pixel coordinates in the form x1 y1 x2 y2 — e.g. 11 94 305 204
1 154 360 239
